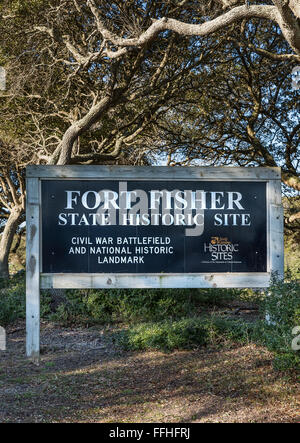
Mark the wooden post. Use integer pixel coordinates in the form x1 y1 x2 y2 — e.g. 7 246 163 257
26 176 40 364
265 176 284 325
268 177 284 279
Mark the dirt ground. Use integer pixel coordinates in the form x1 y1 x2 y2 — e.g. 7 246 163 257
0 321 299 423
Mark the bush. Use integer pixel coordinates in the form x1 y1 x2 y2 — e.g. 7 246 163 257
0 272 51 326
49 287 259 326
50 288 202 326
257 277 300 371
0 273 26 326
114 316 253 352
0 273 252 327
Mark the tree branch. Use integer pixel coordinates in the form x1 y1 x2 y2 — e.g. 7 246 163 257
88 2 277 48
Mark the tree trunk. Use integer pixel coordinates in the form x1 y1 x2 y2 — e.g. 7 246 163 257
0 206 23 279
57 95 119 165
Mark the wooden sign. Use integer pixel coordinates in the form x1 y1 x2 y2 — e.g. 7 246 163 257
26 166 284 362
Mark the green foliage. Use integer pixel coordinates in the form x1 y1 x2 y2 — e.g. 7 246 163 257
0 273 245 328
284 235 300 280
190 287 259 305
114 317 253 352
256 277 300 371
0 272 51 326
49 286 257 327
50 288 201 326
0 273 26 326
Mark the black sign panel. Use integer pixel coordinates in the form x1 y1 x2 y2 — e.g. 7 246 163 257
41 180 267 274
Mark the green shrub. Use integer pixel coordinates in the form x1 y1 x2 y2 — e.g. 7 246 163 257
114 316 253 352
0 273 253 327
257 277 300 371
50 288 202 326
0 274 26 326
272 353 300 372
49 286 261 327
49 292 95 326
0 272 51 326
190 287 257 305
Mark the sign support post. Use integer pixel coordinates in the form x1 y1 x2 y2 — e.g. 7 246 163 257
26 177 40 364
269 179 284 279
